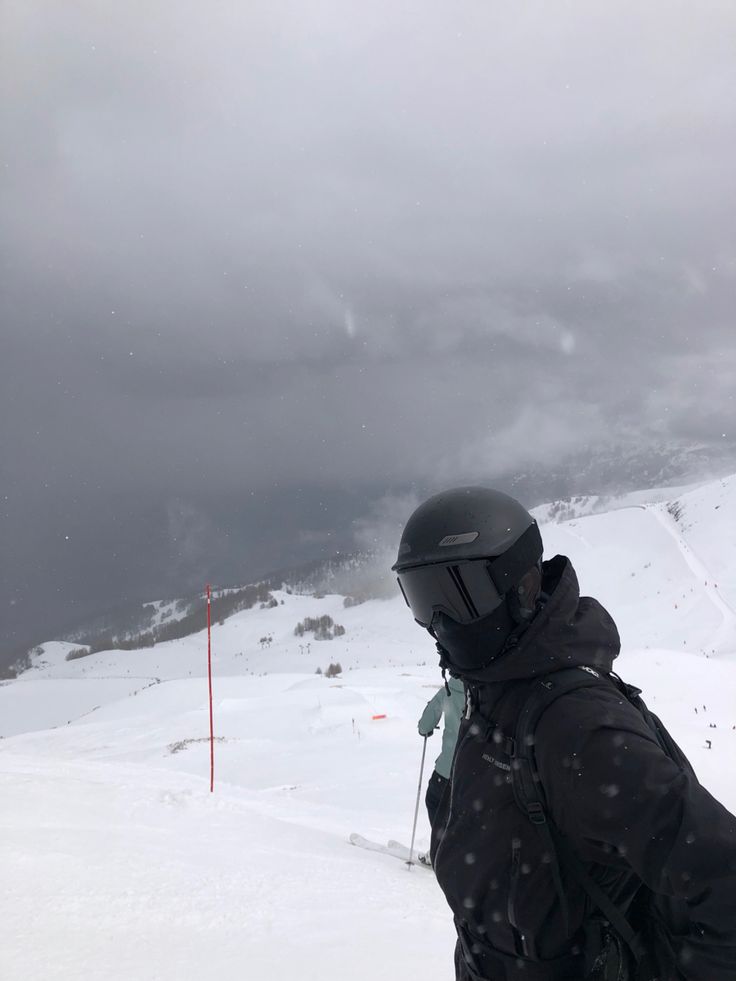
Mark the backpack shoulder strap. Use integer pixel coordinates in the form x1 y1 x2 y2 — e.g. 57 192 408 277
510 667 606 940
511 666 605 822
511 666 648 965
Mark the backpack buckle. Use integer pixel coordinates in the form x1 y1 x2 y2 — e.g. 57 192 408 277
527 801 546 825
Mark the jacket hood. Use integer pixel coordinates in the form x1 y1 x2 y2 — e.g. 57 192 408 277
457 555 620 684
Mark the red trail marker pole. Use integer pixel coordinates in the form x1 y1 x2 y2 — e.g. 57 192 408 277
206 584 215 793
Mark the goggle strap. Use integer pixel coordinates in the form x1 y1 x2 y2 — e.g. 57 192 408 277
487 522 543 595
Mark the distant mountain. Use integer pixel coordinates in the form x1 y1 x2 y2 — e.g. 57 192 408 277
7 440 734 678
6 549 395 672
501 440 733 508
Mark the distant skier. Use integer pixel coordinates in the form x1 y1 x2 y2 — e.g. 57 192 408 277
393 486 736 981
417 675 465 830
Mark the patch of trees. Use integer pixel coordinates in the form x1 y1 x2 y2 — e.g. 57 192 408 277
87 582 276 653
294 615 346 641
282 550 396 602
65 647 93 661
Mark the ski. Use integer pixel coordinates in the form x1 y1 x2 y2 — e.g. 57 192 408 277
388 839 432 867
349 833 431 868
386 838 411 859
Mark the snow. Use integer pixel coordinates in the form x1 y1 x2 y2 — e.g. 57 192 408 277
144 598 191 629
2 474 736 980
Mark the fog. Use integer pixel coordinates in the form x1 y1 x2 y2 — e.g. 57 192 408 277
2 1 735 665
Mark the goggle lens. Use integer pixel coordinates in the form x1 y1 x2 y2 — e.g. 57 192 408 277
396 560 504 626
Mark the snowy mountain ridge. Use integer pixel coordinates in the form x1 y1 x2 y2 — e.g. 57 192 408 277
17 472 722 673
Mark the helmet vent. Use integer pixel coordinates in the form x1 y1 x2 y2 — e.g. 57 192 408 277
438 532 479 547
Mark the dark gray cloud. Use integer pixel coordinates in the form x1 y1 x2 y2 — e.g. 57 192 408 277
2 1 736 663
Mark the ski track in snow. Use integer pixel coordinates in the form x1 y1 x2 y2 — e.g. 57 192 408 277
649 503 736 653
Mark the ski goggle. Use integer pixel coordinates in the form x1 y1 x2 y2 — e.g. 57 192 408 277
396 560 505 627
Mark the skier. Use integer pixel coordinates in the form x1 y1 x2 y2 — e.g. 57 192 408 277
392 487 736 981
417 676 465 830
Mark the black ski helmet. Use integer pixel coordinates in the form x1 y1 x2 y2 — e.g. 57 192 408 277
392 488 543 672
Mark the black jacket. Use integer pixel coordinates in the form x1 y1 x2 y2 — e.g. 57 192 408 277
431 555 736 981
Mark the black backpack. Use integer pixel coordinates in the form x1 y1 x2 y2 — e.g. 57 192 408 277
510 666 696 980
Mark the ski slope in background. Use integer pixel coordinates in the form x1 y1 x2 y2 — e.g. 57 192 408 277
2 475 736 981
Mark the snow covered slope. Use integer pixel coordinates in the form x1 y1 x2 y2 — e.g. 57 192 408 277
2 474 736 981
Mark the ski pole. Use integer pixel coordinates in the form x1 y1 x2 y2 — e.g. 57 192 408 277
407 735 428 869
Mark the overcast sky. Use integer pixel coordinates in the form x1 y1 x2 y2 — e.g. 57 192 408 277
2 1 735 663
